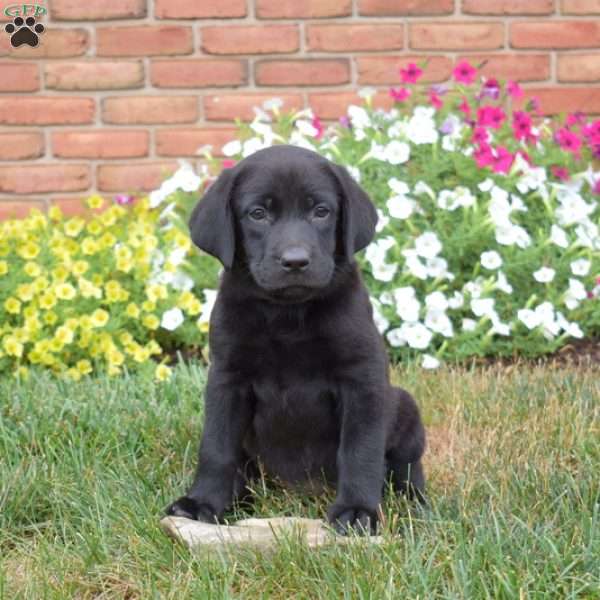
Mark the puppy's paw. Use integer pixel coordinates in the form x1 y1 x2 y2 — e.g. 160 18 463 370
327 504 378 536
165 496 218 523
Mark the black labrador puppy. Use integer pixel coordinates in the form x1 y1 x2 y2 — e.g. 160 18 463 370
167 145 426 533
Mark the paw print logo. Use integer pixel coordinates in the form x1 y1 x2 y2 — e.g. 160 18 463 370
5 16 45 48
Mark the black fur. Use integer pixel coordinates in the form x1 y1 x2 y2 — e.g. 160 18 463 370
167 145 426 534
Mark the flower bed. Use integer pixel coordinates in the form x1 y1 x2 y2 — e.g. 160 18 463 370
1 60 599 377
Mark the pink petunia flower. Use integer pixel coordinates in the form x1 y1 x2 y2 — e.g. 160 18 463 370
481 78 500 100
551 165 570 181
114 194 134 206
592 179 600 195
453 60 477 84
472 127 489 145
477 106 506 129
507 80 523 99
312 115 325 139
459 97 471 118
492 146 514 174
222 159 236 169
474 143 494 169
556 127 582 154
512 111 533 141
429 90 443 110
399 62 423 84
389 87 412 102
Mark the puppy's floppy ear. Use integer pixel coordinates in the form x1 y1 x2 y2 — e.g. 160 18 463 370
330 164 377 260
188 166 239 270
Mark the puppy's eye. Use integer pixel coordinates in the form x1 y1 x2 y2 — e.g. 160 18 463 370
249 207 267 221
314 206 330 219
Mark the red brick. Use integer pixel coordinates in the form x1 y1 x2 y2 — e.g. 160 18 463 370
204 93 303 121
308 91 394 119
45 61 144 91
156 0 247 18
0 97 94 125
517 86 600 115
511 21 600 49
156 128 238 157
410 22 504 50
202 25 299 55
51 0 146 20
52 130 149 159
359 0 453 15
0 29 88 58
0 200 46 221
562 0 600 14
256 0 351 18
457 54 550 82
0 165 90 194
307 25 404 52
97 162 178 192
0 62 38 91
463 0 553 14
256 60 350 86
151 59 247 87
49 197 90 218
558 53 600 82
0 132 43 160
357 55 453 84
97 26 193 57
103 96 198 124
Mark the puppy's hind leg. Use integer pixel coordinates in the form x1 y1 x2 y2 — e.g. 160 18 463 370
385 387 427 503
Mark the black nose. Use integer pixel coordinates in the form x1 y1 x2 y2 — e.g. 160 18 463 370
280 246 310 271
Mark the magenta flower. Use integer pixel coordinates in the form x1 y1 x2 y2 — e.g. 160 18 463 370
312 115 325 139
472 127 489 145
453 60 477 85
512 111 533 141
556 128 582 154
492 146 514 174
474 143 494 169
222 159 236 169
481 78 500 100
115 194 134 206
507 80 523 99
477 106 506 130
389 87 411 102
400 63 423 84
551 165 570 181
592 179 600 195
429 90 443 110
339 115 351 128
566 112 585 127
459 97 471 118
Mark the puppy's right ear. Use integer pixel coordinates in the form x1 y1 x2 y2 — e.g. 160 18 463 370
188 166 238 270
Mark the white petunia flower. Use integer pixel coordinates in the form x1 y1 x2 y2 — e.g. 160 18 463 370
448 291 464 310
422 354 440 369
533 267 555 283
295 119 319 137
425 310 453 337
478 178 494 192
242 137 266 157
425 291 448 312
222 140 242 157
370 298 390 334
570 258 591 277
564 278 587 310
437 189 460 211
550 224 569 248
415 232 442 259
414 180 435 198
481 250 502 270
375 209 389 233
402 322 433 349
403 253 428 280
388 178 410 195
395 298 421 323
198 289 218 326
348 105 371 129
471 297 495 318
426 257 452 280
387 195 416 220
462 318 477 332
386 327 406 347
346 166 361 183
161 307 184 331
517 308 540 330
262 97 284 111
383 140 410 165
358 86 377 99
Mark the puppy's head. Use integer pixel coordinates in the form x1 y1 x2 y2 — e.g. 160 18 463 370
189 145 377 302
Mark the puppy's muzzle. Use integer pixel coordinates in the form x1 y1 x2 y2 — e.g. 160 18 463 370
280 246 310 272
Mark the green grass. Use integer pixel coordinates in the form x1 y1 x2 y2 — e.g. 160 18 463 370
1 362 599 599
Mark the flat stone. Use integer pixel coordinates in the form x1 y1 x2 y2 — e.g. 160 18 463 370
160 516 384 551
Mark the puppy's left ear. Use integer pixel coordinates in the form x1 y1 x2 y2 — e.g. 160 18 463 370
330 164 377 260
188 166 238 270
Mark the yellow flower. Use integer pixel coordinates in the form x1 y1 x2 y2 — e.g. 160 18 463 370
141 300 155 313
119 331 134 346
54 326 74 345
87 220 103 236
81 237 99 255
52 265 69 282
99 232 117 249
115 245 132 261
125 303 140 319
65 368 82 381
79 316 93 331
86 195 104 210
55 283 76 301
49 338 64 353
23 316 41 335
106 349 124 366
2 336 23 358
155 363 172 381
146 340 161 355
39 293 56 310
146 284 168 303
116 257 133 273
24 262 41 278
48 205 63 221
133 346 150 363
78 278 102 300
142 314 159 330
72 260 89 277
197 321 209 333
44 311 58 326
18 241 40 260
90 309 109 328
0 260 8 276
107 364 121 377
64 217 85 237
14 366 29 380
76 359 92 375
4 297 21 314
78 331 92 349
33 276 49 293
16 283 34 302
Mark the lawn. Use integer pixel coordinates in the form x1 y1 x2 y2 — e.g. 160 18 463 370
1 362 598 599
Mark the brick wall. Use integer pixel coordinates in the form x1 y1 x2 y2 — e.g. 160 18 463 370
1 0 600 217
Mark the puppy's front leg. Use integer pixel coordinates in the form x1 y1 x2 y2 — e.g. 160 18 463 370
166 367 253 523
328 382 386 535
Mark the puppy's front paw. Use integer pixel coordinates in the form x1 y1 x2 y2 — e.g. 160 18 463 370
327 504 379 535
165 496 218 523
